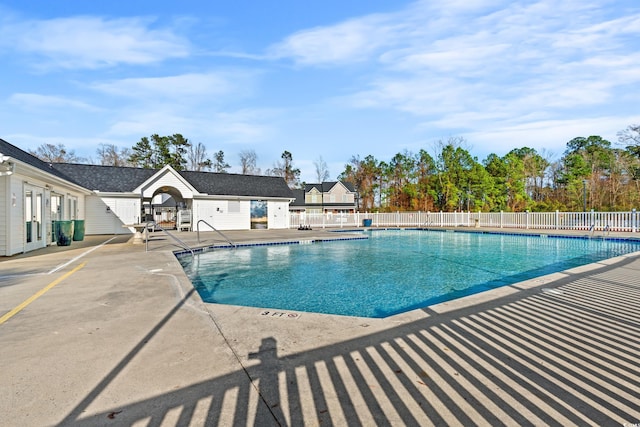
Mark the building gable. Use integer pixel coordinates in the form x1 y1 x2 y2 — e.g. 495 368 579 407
134 165 197 199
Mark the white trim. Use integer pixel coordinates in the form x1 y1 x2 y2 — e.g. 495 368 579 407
133 164 198 196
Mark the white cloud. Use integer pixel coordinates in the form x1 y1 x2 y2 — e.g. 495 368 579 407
106 106 276 144
267 14 400 65
4 133 124 154
8 93 101 111
463 115 640 158
89 71 257 100
0 16 189 69
322 0 640 133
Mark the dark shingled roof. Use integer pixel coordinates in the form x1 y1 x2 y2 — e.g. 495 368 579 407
51 163 157 192
52 164 294 198
2 138 294 198
179 170 293 198
305 181 356 193
0 138 79 184
289 189 306 206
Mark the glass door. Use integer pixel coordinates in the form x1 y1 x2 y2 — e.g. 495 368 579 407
25 185 45 252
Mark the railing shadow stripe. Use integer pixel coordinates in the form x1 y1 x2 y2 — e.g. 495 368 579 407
374 341 437 425
359 344 423 425
304 364 334 426
343 349 396 426
489 307 640 404
443 321 574 426
529 294 640 342
516 298 640 360
413 328 520 426
402 332 483 425
501 302 640 382
391 333 470 425
427 325 542 426
284 366 304 425
324 357 362 427
457 315 614 424
466 314 637 423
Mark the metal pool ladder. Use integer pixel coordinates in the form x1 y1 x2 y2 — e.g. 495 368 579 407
196 220 236 247
145 221 194 256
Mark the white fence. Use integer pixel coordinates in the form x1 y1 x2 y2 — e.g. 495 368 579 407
289 210 640 233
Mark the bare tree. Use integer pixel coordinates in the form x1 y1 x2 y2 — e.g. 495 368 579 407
29 143 83 163
618 124 640 157
96 144 132 166
187 142 212 171
314 156 330 182
239 149 261 175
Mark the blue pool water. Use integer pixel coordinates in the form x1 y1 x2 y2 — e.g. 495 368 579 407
178 230 640 318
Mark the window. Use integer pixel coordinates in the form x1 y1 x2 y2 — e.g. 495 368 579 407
51 194 63 221
228 201 241 213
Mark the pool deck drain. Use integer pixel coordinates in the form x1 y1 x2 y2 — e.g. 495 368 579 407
1 228 639 426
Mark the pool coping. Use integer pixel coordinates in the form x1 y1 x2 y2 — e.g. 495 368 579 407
175 228 640 320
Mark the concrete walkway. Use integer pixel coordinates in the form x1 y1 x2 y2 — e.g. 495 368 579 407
1 228 639 426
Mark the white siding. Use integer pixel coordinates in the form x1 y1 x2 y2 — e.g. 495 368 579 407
192 199 250 231
139 170 194 199
8 176 25 256
85 195 140 235
268 201 289 229
0 176 8 256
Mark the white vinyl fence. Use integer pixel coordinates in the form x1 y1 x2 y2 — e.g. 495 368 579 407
289 210 640 233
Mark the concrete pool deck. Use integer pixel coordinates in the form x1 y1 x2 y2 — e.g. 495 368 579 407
1 228 639 426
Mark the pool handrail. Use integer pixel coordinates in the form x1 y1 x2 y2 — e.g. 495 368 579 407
145 221 194 256
196 220 236 247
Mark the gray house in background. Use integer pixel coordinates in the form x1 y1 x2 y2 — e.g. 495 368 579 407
0 138 294 256
290 181 358 214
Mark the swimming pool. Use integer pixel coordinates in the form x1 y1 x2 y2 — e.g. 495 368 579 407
178 229 640 318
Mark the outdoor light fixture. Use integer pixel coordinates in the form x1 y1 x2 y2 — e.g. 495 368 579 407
0 153 15 176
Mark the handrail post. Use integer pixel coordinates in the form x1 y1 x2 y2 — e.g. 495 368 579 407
196 219 236 247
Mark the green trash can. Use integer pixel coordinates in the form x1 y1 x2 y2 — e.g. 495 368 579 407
73 219 85 241
56 220 74 246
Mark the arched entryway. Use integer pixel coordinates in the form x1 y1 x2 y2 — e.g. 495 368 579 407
142 186 190 230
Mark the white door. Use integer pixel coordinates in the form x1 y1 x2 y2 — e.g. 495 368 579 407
25 185 46 252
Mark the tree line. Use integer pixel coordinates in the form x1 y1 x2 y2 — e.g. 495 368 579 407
27 124 640 212
28 133 305 188
339 125 640 212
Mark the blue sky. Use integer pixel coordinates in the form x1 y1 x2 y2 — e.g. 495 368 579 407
1 0 639 182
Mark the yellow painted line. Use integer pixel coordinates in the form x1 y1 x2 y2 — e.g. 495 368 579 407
0 262 86 325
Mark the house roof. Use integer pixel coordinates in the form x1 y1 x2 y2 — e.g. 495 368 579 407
51 163 157 192
1 139 295 199
179 170 293 198
52 164 294 198
289 189 306 206
0 138 79 183
305 181 356 193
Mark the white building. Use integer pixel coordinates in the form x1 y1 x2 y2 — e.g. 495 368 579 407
1 139 294 257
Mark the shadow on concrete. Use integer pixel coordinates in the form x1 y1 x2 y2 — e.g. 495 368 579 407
59 255 640 426
1 235 131 261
